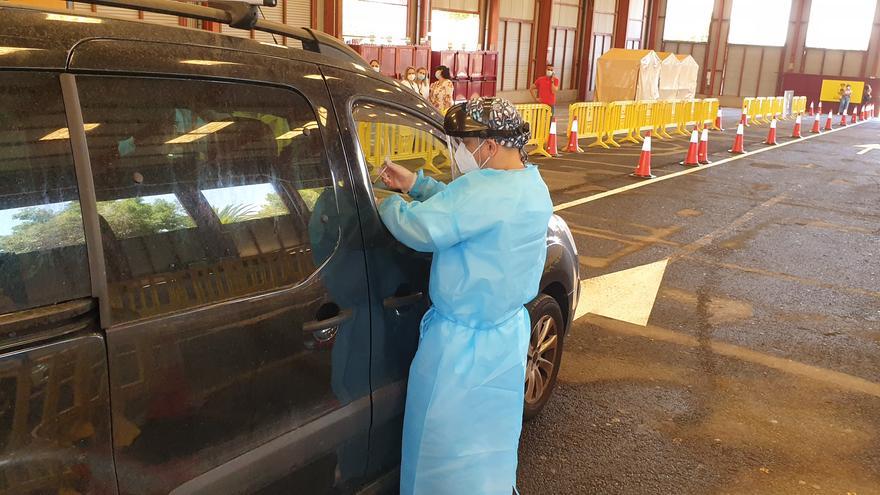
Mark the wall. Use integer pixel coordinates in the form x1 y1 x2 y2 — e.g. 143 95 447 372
651 0 880 106
433 0 480 12
497 0 536 99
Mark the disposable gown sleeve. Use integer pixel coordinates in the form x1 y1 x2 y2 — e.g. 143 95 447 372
378 175 498 253
408 170 446 201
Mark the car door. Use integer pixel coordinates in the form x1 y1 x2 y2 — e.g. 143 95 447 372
67 42 372 494
0 71 116 495
322 67 453 482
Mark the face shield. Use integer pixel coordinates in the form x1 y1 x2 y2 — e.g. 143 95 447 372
446 136 488 178
443 98 531 177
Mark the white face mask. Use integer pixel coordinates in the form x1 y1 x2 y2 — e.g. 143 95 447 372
372 66 380 72
546 70 554 77
417 73 426 81
407 74 416 81
452 140 487 175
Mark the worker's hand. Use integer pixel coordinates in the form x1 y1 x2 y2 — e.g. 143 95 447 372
380 159 417 193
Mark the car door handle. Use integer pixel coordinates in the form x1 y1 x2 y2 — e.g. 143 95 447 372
383 291 424 309
303 307 354 344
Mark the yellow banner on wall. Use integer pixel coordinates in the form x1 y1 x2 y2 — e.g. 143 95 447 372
820 79 865 104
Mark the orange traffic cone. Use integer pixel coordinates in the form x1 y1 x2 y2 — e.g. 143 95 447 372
818 102 823 117
862 106 868 121
566 117 583 153
714 109 724 131
810 112 821 133
791 114 802 138
840 111 847 127
680 130 700 166
853 107 859 123
631 131 655 179
824 111 834 131
698 128 711 164
764 118 778 145
547 118 560 156
729 123 746 154
809 101 814 116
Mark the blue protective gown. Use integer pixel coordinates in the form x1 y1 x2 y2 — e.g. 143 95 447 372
378 165 553 495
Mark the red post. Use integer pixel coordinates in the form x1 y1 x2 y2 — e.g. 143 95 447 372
613 0 631 48
485 0 500 50
576 1 595 101
533 0 554 80
419 0 431 42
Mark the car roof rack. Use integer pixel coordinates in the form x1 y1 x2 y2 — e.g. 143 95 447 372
73 0 365 65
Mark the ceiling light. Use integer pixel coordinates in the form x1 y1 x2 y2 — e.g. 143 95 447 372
40 123 100 141
180 59 240 66
166 121 234 144
46 13 102 23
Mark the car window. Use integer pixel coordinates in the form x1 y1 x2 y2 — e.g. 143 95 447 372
77 76 336 323
351 103 452 199
0 73 91 315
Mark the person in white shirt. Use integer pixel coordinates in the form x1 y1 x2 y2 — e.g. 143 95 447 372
415 67 430 99
402 66 419 93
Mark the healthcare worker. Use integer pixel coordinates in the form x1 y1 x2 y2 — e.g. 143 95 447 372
377 97 553 495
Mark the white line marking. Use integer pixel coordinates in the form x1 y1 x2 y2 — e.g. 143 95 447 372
553 120 872 212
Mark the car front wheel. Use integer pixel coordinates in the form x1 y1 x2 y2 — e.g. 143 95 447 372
524 294 564 420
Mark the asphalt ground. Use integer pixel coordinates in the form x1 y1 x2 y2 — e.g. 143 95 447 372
517 111 880 494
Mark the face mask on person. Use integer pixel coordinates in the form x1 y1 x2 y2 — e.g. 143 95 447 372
452 139 490 175
546 70 554 77
435 71 442 79
372 65 380 72
407 74 416 81
417 73 427 81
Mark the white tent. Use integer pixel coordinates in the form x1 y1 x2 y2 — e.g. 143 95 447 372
676 54 699 99
595 49 661 102
657 52 682 99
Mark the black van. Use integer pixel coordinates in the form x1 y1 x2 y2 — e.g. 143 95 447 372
0 3 579 493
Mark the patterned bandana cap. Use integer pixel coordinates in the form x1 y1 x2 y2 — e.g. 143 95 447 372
464 97 531 160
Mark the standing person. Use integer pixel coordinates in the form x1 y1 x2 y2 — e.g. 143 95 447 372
429 65 455 114
402 66 419 93
531 65 560 115
369 59 380 72
839 83 852 115
863 83 873 109
377 97 553 495
415 67 430 99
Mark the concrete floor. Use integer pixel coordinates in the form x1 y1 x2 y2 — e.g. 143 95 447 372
517 112 880 494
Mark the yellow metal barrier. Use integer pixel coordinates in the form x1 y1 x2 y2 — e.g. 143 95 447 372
675 99 701 134
655 99 680 139
755 97 767 124
632 100 659 141
761 97 775 123
792 96 806 115
604 101 639 147
745 97 760 125
358 122 446 174
773 96 785 120
516 103 553 158
567 102 609 149
742 97 754 119
701 98 720 130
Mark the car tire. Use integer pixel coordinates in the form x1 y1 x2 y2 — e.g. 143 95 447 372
524 294 564 420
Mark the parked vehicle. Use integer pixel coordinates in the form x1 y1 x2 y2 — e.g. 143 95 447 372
0 3 579 493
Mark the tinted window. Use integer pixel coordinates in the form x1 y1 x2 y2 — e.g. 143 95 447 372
351 103 452 201
77 77 335 322
0 73 90 315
